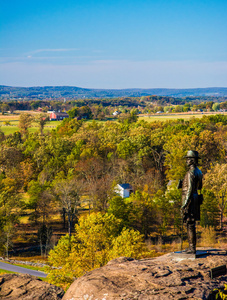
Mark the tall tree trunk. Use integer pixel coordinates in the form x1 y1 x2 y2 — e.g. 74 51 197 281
68 212 74 236
62 208 66 229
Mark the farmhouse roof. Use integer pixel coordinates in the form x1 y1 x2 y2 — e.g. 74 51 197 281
118 183 133 190
52 112 69 116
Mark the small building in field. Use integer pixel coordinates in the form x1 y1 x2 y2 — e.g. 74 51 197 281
115 183 133 198
49 112 69 121
113 110 121 116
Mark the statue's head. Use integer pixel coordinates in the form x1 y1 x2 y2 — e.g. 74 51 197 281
184 150 200 167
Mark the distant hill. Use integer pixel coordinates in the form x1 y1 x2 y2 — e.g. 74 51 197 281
0 85 227 99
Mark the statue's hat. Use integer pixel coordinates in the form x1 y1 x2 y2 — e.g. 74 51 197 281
184 150 201 159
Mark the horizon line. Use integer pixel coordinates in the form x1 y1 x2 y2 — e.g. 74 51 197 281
1 85 227 90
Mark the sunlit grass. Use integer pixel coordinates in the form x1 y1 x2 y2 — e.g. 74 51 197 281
45 120 61 126
0 126 20 135
0 120 19 126
22 193 30 201
19 215 30 224
0 269 14 274
0 122 58 135
49 214 62 222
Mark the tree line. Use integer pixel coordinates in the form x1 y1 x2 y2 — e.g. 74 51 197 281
1 95 227 119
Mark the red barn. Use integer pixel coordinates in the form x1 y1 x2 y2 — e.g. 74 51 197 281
49 112 69 121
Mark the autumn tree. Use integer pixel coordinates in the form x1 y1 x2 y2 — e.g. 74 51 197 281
23 133 73 176
212 103 220 112
19 113 33 137
0 175 22 220
150 126 168 182
164 128 225 180
126 190 155 238
203 163 227 230
53 176 83 235
37 224 53 257
27 180 53 224
200 188 219 228
75 158 113 211
67 107 79 119
0 173 23 256
153 190 172 235
47 212 150 289
107 195 133 228
117 111 138 124
34 113 49 135
164 185 182 234
30 101 42 111
0 103 9 115
0 221 15 258
163 134 189 181
0 145 23 173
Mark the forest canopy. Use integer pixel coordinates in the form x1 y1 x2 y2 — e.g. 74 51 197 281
0 113 227 285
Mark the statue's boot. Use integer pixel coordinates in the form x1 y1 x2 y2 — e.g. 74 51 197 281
186 222 196 254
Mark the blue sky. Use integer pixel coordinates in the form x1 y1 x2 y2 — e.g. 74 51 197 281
0 0 226 88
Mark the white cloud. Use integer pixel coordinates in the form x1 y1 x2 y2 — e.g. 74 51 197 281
27 48 80 56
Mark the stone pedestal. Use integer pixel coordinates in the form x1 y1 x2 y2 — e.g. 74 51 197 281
172 248 227 259
172 250 208 259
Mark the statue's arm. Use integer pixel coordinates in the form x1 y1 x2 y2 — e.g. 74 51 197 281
198 173 203 191
177 179 182 189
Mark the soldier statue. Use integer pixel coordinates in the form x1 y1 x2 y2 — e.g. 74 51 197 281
178 150 203 254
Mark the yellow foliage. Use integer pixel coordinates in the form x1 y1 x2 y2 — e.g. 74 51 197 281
47 213 151 290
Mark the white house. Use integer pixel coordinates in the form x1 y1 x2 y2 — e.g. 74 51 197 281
113 111 120 116
115 183 133 198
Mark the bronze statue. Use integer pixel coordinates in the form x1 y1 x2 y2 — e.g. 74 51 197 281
178 150 203 254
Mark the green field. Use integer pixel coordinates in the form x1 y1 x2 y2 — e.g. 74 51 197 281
0 125 55 135
0 118 61 135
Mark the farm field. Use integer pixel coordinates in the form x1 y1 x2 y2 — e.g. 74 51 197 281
138 112 227 122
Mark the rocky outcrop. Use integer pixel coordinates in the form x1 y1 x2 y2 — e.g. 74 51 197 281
0 274 64 300
63 249 227 300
